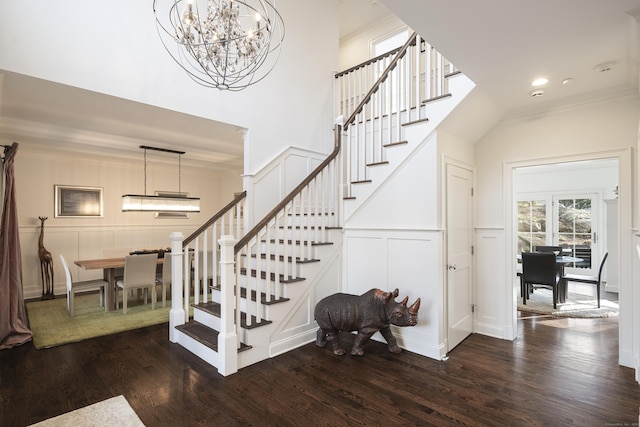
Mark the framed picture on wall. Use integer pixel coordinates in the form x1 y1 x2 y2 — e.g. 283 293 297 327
155 191 190 219
54 185 103 218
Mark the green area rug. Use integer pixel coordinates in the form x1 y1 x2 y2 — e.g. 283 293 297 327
517 288 619 318
26 293 171 349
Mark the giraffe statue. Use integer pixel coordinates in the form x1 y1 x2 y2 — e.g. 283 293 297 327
38 216 55 299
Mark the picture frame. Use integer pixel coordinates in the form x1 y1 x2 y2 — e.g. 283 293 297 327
54 185 103 218
155 191 190 218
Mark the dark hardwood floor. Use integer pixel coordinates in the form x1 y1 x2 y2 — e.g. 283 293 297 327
1 311 638 426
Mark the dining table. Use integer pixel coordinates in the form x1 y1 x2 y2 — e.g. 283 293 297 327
75 256 163 311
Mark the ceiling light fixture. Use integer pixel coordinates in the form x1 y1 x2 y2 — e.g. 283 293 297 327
153 0 285 91
531 78 548 86
594 61 616 73
122 146 200 212
529 89 544 97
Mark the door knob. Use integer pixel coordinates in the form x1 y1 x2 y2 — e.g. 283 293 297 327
448 264 457 271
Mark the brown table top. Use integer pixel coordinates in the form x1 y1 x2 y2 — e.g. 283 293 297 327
75 256 163 270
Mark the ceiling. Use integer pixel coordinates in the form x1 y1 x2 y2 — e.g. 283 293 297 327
1 0 639 166
378 0 640 116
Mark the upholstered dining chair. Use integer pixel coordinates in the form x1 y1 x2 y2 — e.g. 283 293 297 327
115 253 158 314
60 254 108 316
521 252 560 309
103 247 131 286
562 251 608 308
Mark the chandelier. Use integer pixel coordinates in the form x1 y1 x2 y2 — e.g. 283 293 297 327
153 0 285 91
122 146 200 213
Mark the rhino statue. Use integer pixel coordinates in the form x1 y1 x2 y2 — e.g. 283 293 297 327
314 288 421 356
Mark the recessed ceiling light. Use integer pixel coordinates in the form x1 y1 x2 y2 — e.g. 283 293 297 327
531 78 548 86
530 89 544 97
562 78 574 85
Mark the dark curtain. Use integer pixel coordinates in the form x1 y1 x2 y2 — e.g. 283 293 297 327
0 142 32 349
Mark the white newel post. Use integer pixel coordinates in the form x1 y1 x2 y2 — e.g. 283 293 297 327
218 235 238 376
169 232 185 342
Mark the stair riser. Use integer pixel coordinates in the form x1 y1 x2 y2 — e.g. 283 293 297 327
257 241 315 258
174 329 220 367
276 227 329 243
285 215 337 228
242 257 304 275
193 308 221 330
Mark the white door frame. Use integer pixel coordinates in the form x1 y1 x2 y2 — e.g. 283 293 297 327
503 148 633 368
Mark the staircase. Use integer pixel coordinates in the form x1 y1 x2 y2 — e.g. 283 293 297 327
168 32 474 375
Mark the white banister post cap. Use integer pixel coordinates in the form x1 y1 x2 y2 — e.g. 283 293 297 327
218 235 237 246
170 232 184 241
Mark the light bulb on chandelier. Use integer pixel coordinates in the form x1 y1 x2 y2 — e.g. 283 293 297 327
153 0 285 91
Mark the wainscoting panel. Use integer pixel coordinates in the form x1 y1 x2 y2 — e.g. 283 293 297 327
474 228 512 339
20 224 193 300
343 228 444 360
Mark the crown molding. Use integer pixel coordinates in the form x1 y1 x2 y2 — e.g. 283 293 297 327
500 85 639 123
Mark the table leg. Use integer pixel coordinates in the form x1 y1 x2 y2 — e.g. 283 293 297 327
557 265 567 303
103 268 116 311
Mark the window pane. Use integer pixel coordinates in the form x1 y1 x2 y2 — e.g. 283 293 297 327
517 199 546 254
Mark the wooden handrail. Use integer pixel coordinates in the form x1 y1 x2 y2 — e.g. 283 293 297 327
235 34 418 253
183 191 247 248
344 32 417 131
335 45 403 78
234 126 342 253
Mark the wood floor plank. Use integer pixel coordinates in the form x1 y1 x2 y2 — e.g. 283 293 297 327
0 311 638 426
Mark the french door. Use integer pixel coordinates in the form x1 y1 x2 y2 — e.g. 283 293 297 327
552 194 599 276
517 193 600 276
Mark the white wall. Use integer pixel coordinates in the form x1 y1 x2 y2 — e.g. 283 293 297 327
0 0 339 176
338 15 408 71
474 94 639 368
0 0 341 298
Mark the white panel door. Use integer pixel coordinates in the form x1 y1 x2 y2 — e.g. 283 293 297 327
446 164 474 351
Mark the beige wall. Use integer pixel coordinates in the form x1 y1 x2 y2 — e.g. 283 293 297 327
15 141 242 299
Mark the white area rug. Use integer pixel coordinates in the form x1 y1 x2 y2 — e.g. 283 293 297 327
29 395 144 427
517 288 619 318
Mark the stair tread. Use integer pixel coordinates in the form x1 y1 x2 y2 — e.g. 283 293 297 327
266 238 333 247
249 253 321 264
383 140 408 147
421 93 452 104
240 267 306 283
208 284 292 305
367 161 389 167
193 301 273 329
175 320 252 353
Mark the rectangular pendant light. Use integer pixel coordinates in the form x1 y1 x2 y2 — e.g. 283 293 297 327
122 145 200 213
122 194 200 212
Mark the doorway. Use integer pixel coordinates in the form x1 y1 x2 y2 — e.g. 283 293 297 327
515 159 617 281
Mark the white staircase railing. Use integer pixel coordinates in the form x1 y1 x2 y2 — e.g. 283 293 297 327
335 33 457 197
168 32 464 375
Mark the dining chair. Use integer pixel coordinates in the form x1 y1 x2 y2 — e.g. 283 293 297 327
562 251 608 308
156 252 172 308
60 254 108 316
521 252 560 309
115 253 158 314
103 247 131 284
